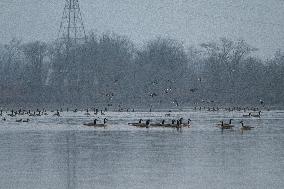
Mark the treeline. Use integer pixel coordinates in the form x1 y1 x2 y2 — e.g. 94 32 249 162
0 34 283 107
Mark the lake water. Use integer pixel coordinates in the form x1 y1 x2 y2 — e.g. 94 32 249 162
0 109 283 189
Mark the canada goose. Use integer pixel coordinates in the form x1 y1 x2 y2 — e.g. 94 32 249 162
16 119 22 122
175 119 190 129
2 117 6 121
101 110 105 115
243 112 251 117
217 119 234 126
29 112 36 116
138 120 150 128
84 119 97 127
251 111 261 118
18 112 25 116
23 119 30 123
7 110 14 116
84 118 108 127
159 120 175 128
227 119 233 125
84 109 90 116
240 121 254 130
174 118 184 129
130 120 150 128
173 118 191 129
175 120 182 129
53 111 60 117
164 119 176 128
151 120 172 128
217 121 234 129
128 119 143 126
182 119 192 128
163 119 182 129
151 120 166 127
165 113 171 117
223 119 233 126
94 118 108 127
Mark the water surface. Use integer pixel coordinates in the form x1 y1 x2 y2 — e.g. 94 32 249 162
0 110 283 189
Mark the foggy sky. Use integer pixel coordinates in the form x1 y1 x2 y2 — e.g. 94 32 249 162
0 0 283 58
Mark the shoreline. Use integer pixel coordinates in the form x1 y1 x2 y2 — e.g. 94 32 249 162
1 102 284 112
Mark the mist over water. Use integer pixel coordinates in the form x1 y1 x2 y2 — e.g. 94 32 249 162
0 36 284 106
0 1 284 188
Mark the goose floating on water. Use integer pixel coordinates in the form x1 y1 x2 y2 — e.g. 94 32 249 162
16 119 22 122
181 119 192 128
128 119 143 127
129 119 150 128
53 111 60 117
151 120 166 127
161 118 191 129
100 110 105 115
240 121 254 130
23 119 30 123
243 112 251 117
217 120 234 129
251 111 261 118
84 118 108 127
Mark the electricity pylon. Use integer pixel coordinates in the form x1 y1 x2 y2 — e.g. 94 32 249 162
58 0 87 46
57 0 87 102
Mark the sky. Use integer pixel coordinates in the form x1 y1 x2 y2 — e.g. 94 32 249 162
0 0 283 58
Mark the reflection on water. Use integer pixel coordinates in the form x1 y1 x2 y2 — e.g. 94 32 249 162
0 110 283 189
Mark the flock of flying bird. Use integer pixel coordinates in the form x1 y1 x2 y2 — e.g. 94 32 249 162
0 106 263 132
